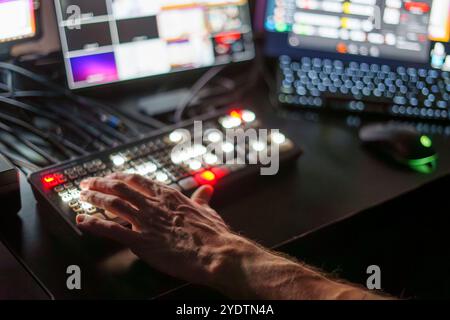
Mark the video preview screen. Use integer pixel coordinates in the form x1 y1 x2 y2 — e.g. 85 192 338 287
55 0 255 89
0 0 37 44
265 0 450 69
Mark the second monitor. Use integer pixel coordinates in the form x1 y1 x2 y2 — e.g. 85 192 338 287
54 0 255 89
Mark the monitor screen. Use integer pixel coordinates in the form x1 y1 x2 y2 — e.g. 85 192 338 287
264 0 450 69
54 0 255 89
0 0 37 44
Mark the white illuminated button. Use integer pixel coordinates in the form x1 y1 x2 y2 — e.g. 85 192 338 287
271 132 286 144
252 141 267 152
111 154 126 167
188 159 202 171
193 144 207 156
70 189 80 199
124 168 137 174
81 201 93 210
155 172 168 182
207 131 222 143
221 116 241 129
137 162 157 175
204 153 218 165
241 110 256 123
62 194 73 203
222 142 234 153
169 130 184 143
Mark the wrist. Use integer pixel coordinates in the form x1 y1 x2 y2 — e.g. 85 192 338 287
208 234 272 298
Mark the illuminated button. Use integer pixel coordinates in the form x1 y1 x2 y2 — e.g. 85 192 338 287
221 116 241 129
124 168 137 174
70 189 81 199
194 170 216 185
171 151 185 164
188 159 202 171
155 171 169 183
241 110 256 123
111 154 126 167
207 131 222 143
169 130 184 143
252 141 267 152
222 142 234 153
204 153 219 165
68 200 79 208
86 207 97 214
136 162 157 175
192 144 207 156
229 109 242 118
81 201 94 210
61 194 73 203
271 132 286 144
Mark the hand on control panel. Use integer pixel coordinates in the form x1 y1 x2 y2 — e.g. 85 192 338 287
76 173 240 287
76 173 389 300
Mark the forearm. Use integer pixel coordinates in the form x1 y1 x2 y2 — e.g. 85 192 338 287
211 236 387 300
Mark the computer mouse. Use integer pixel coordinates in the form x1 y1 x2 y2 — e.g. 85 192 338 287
359 122 438 173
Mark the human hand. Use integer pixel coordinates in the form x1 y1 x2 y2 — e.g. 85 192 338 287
76 173 247 287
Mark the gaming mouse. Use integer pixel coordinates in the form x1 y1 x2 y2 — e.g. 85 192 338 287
359 122 438 173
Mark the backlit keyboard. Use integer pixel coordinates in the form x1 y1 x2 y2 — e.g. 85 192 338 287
278 56 450 120
29 108 302 234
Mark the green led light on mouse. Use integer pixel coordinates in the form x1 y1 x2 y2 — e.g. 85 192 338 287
420 135 432 148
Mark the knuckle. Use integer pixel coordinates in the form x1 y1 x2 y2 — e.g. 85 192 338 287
129 174 143 184
111 181 125 191
108 197 123 208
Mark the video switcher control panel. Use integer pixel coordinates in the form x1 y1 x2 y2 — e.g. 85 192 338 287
29 108 302 234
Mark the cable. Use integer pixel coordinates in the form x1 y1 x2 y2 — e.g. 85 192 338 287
0 112 74 158
174 65 226 123
0 95 104 151
0 62 144 135
0 121 58 163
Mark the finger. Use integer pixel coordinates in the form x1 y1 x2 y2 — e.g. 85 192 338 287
80 190 140 226
80 177 149 209
106 173 167 198
76 214 139 246
191 185 214 206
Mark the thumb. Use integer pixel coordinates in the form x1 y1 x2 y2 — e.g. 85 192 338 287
191 185 214 206
76 214 139 246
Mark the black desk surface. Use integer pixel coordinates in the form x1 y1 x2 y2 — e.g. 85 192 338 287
1 88 450 299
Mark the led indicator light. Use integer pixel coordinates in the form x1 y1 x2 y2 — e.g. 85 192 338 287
195 170 217 185
420 135 432 148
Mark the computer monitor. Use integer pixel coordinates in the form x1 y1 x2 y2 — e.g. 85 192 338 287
0 0 40 54
262 0 450 70
54 0 255 90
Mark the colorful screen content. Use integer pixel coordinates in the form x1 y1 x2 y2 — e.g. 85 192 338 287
265 0 450 68
0 0 36 44
55 0 255 89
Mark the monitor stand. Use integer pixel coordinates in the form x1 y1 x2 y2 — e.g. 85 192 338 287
137 88 201 117
136 80 235 117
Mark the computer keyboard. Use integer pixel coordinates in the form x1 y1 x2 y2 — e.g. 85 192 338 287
28 108 302 234
277 56 450 120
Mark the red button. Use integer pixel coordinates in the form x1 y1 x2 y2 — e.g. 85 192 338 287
194 170 217 185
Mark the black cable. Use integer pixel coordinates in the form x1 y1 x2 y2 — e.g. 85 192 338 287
0 95 103 151
0 62 144 135
0 112 74 158
0 121 58 163
174 65 227 123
